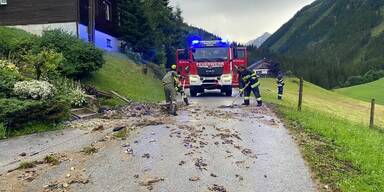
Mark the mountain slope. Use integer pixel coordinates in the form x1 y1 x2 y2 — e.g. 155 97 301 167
246 32 271 47
262 0 384 88
336 77 384 105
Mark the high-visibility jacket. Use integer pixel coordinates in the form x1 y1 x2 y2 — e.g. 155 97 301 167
162 71 179 86
239 69 260 89
277 76 284 87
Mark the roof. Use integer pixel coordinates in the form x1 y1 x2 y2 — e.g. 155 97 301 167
248 59 272 70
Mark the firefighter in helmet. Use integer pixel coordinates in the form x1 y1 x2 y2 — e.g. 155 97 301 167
162 66 179 115
172 65 190 106
277 72 285 100
238 65 262 107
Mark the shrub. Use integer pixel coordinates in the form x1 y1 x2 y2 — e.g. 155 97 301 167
0 98 70 129
22 49 64 80
39 30 105 78
0 64 22 98
147 63 166 79
13 80 55 100
50 78 88 107
0 123 6 139
0 27 33 57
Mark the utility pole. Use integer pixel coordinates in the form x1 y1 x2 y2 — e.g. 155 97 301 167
88 0 95 44
298 77 303 111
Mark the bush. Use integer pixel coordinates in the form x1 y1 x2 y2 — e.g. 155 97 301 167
0 64 22 98
343 70 384 87
0 123 6 139
22 49 64 80
147 63 166 79
0 98 70 129
13 80 55 100
39 30 105 78
50 78 88 107
0 27 34 57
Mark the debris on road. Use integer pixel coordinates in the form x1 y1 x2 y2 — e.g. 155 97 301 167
189 176 200 181
194 158 208 171
210 173 218 177
139 176 165 190
208 184 227 192
142 153 150 159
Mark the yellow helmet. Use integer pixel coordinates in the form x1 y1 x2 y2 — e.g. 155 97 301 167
171 65 177 70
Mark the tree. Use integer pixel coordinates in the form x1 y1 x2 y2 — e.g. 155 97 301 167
23 49 63 80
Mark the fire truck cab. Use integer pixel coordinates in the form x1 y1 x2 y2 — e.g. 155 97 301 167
176 40 247 97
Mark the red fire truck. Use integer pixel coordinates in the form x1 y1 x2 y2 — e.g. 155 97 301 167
176 40 247 97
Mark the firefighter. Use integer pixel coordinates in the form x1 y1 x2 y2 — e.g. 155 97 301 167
162 67 179 115
277 72 285 100
238 65 262 107
172 65 190 105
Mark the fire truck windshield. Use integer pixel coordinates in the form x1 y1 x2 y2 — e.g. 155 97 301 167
192 47 228 62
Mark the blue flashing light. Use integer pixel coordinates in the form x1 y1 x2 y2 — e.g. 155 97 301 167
192 40 200 45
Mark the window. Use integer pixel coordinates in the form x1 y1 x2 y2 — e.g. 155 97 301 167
0 0 7 5
104 1 112 21
235 49 245 59
107 39 112 48
177 49 188 60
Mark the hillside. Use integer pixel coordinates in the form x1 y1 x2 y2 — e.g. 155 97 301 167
87 53 164 103
246 32 271 47
262 0 384 88
336 77 384 105
260 78 384 191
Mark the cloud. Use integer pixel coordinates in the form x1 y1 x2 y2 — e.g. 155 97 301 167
169 0 315 43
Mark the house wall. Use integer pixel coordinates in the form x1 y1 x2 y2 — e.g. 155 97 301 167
11 22 78 36
0 0 77 25
79 24 119 52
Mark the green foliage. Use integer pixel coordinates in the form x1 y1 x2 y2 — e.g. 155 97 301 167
147 63 166 79
260 78 384 191
337 78 384 105
117 0 217 68
0 27 35 58
44 155 60 165
22 49 64 80
262 0 384 88
0 123 6 139
0 65 22 98
17 161 37 169
87 53 164 103
82 146 98 155
343 70 384 87
51 78 87 107
0 98 70 129
39 29 104 78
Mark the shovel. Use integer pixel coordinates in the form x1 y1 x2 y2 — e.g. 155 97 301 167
219 82 250 108
181 77 189 105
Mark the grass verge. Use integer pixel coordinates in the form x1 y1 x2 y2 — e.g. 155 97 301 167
336 78 384 105
260 78 384 191
87 53 165 104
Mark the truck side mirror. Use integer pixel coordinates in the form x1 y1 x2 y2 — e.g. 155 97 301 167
185 66 190 73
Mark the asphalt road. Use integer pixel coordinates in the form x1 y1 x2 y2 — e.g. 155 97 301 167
1 92 316 192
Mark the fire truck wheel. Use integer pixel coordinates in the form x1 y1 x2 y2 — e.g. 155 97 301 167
225 89 232 97
190 89 198 97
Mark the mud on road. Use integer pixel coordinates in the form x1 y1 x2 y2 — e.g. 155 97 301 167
0 97 315 192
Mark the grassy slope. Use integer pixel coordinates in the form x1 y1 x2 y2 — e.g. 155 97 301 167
260 78 384 191
336 78 384 105
87 53 164 103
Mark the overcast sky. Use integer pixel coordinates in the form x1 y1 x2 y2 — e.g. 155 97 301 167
169 0 315 43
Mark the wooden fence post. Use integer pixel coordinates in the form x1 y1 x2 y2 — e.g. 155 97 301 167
298 77 304 111
370 99 375 128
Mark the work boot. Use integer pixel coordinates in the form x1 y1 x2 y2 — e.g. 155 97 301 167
257 100 262 107
183 97 190 106
242 100 250 106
